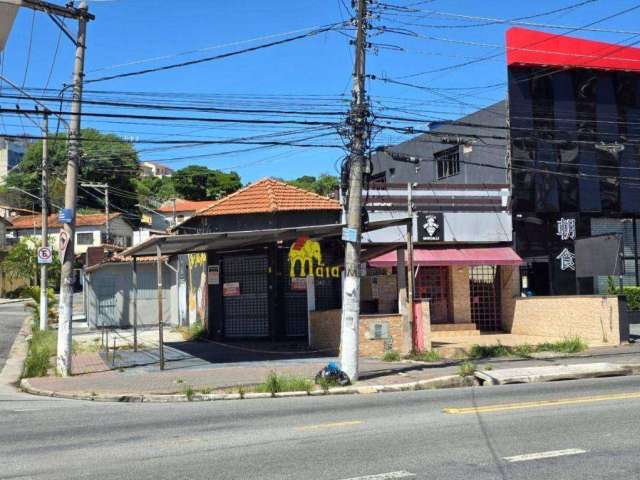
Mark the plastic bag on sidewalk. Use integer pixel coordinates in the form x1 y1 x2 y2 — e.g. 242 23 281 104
315 362 350 386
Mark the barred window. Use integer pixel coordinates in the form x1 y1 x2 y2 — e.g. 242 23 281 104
435 146 461 179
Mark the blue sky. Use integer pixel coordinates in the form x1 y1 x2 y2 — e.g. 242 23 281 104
2 0 640 184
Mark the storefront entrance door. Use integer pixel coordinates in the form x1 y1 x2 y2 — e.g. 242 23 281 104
469 265 502 331
415 266 451 324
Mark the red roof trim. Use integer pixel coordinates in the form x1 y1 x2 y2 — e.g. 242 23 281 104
506 27 640 73
369 247 524 268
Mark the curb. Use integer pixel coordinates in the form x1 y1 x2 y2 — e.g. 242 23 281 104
0 299 28 305
19 374 470 403
0 315 32 388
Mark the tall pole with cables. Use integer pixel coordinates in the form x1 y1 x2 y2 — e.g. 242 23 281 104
340 0 369 382
39 111 49 332
57 0 90 377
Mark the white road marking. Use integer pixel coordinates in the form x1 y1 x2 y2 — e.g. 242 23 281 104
504 448 587 463
340 472 415 480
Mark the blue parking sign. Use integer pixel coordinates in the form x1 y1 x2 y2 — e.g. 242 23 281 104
58 209 74 224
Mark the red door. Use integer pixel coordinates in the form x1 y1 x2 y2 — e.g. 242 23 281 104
415 266 451 324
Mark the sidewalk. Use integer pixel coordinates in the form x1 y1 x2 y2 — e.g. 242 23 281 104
23 341 640 398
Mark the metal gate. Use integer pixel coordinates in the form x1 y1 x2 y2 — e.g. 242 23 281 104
95 277 117 328
222 254 269 337
469 265 501 331
415 266 450 324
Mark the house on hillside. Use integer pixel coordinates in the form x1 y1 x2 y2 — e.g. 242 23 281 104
145 198 218 231
140 161 173 178
7 212 134 254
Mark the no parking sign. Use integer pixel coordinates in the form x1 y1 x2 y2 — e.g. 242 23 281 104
37 246 53 265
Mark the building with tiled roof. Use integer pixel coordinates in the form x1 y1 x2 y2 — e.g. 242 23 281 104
148 199 218 230
175 178 342 234
7 212 133 254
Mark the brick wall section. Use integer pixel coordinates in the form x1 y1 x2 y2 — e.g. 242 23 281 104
510 295 623 345
500 265 519 332
309 310 407 357
450 266 472 323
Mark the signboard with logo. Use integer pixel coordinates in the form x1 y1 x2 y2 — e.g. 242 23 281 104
58 208 74 224
37 246 53 265
207 265 220 285
222 282 240 297
418 212 444 242
288 235 342 278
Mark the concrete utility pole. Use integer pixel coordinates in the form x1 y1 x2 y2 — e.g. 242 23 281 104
340 0 369 382
39 111 49 332
57 0 90 377
81 183 110 242
406 182 415 347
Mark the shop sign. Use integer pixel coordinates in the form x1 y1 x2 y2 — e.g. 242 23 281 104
288 235 341 278
207 265 220 285
556 217 576 241
222 282 240 297
556 248 576 271
418 212 444 242
290 277 307 291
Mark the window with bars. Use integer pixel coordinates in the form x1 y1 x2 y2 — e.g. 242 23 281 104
435 146 461 180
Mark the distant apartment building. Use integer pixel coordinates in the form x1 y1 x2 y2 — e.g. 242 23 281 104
0 138 27 183
140 161 174 178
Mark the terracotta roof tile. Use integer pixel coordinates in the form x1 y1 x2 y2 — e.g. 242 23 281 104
8 212 122 230
196 178 341 217
156 199 217 213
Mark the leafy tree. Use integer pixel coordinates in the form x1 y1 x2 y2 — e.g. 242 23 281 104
6 129 140 213
287 174 339 197
171 166 241 201
134 176 175 203
0 236 60 288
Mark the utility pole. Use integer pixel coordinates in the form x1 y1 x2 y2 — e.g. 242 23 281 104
39 111 49 332
340 0 368 382
406 182 415 348
57 0 90 377
80 183 109 242
172 198 177 227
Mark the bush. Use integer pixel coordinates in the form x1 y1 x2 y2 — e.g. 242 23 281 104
468 343 510 359
256 371 313 395
23 329 57 378
381 351 401 362
407 350 441 362
177 322 206 341
623 287 640 311
25 287 57 328
458 361 476 377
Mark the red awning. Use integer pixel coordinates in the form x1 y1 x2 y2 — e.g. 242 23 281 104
368 247 524 268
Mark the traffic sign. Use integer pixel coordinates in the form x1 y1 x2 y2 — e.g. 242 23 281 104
58 208 74 224
58 230 70 264
37 246 53 265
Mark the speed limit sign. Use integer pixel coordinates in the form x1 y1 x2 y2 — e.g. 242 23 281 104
37 246 53 265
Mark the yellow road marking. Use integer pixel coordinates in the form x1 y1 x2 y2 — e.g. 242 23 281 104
444 391 640 415
296 420 364 430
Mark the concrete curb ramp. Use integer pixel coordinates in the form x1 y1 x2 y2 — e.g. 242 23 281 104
19 375 471 403
475 362 640 385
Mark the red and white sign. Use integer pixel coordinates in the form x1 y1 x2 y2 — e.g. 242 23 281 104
37 247 53 265
222 282 240 297
58 230 70 264
290 277 307 292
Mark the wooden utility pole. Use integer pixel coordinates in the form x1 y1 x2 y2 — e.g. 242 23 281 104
340 0 368 382
39 111 49 332
57 0 91 377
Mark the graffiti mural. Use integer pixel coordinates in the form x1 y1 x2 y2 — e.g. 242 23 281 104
288 236 341 278
188 253 207 325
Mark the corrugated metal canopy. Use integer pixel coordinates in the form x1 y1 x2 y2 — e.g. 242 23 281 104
122 218 411 258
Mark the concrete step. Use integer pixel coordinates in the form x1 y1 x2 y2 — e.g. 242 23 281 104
431 323 479 332
475 362 633 385
431 330 481 338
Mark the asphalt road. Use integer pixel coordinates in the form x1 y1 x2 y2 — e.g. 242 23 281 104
0 302 27 373
2 375 640 480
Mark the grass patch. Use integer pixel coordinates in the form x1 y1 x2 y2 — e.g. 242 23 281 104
457 361 476 378
381 350 401 362
177 322 206 341
255 371 313 395
468 343 511 359
183 385 195 401
407 350 441 362
511 343 535 357
536 336 587 354
23 329 57 378
316 376 338 393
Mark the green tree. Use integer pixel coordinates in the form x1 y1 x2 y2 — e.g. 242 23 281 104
6 129 140 213
172 166 241 201
1 236 60 289
134 176 175 203
287 174 339 197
